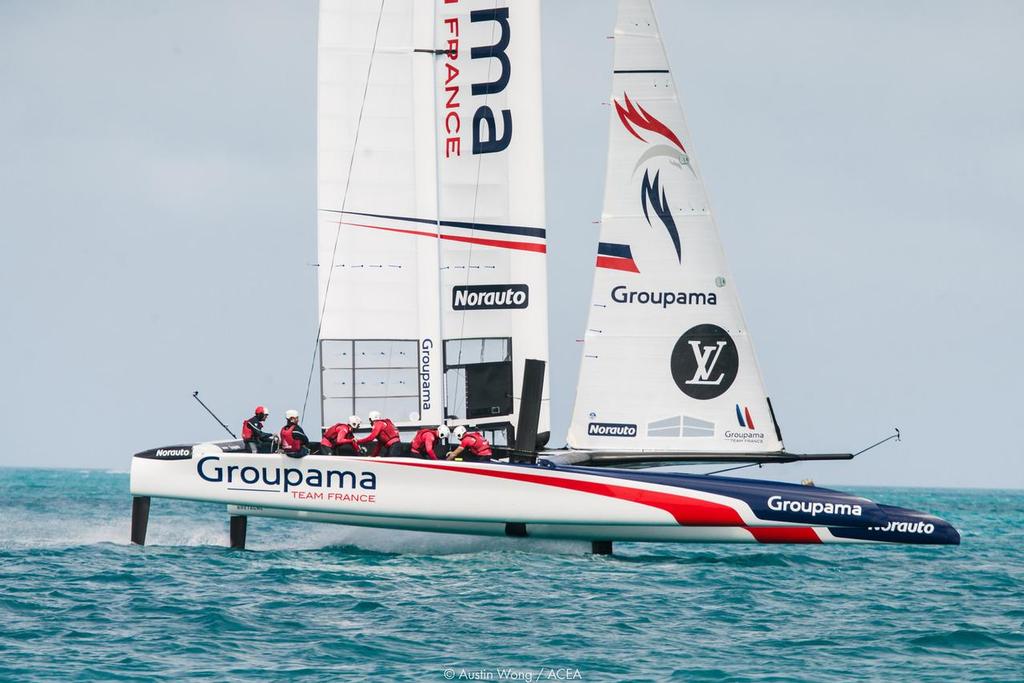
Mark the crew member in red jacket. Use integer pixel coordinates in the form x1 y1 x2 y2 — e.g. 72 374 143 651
322 415 364 455
242 405 275 453
410 424 449 460
357 410 402 457
280 409 312 457
446 426 493 461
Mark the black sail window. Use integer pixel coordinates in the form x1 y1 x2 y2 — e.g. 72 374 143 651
465 362 513 419
443 337 513 421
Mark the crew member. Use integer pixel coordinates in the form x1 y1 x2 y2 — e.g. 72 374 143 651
242 405 275 453
322 415 364 455
357 410 401 457
410 424 449 460
280 409 313 457
446 426 493 461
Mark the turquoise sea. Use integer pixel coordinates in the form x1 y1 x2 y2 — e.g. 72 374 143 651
0 468 1021 681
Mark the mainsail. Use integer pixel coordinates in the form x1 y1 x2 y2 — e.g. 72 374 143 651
316 0 549 440
567 0 783 454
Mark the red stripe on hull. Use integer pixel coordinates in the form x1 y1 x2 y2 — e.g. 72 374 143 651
746 527 821 544
341 221 546 254
379 460 744 526
595 255 640 273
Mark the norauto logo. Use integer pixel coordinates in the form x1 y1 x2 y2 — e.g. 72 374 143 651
134 445 193 460
588 422 637 437
155 448 191 458
153 448 190 458
870 520 935 535
453 284 529 310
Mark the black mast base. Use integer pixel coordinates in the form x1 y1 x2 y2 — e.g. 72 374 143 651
131 496 151 546
592 540 613 555
505 522 528 537
229 515 248 550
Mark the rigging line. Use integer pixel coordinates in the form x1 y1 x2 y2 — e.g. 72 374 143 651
431 0 449 427
191 390 237 439
302 0 388 422
853 428 901 457
455 0 500 382
703 462 763 477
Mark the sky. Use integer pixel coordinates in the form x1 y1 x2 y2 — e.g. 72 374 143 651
1 1 1021 488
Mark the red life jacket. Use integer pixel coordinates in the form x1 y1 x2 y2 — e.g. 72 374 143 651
322 423 353 448
410 428 438 458
242 417 261 441
372 418 400 445
280 424 301 453
461 432 492 457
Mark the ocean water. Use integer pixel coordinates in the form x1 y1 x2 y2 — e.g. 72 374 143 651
0 469 1021 682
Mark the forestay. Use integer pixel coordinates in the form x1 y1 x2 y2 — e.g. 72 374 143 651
567 0 783 454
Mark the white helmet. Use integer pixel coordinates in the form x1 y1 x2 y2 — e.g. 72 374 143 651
452 425 467 440
285 409 300 421
436 425 450 439
348 415 362 428
368 410 382 422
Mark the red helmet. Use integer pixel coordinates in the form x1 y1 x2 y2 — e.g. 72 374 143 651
255 405 268 416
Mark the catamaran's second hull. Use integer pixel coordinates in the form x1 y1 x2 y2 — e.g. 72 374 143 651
222 506 950 545
130 443 959 546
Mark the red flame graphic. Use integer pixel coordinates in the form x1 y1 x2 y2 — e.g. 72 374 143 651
613 93 685 152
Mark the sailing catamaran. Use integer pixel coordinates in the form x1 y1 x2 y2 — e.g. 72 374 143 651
129 0 959 551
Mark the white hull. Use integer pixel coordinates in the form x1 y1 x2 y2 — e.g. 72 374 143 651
130 443 959 546
226 505 868 544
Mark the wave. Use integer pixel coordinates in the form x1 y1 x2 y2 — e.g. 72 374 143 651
909 629 1019 650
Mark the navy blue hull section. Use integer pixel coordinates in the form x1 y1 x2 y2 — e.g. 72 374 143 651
549 466 959 543
558 465 890 528
828 505 961 545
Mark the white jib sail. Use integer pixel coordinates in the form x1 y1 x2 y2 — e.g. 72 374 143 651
317 0 549 440
566 0 783 454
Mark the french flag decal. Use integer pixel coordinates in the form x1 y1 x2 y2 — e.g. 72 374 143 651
735 404 755 430
596 242 639 273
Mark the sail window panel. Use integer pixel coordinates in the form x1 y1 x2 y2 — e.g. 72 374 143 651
464 362 513 419
322 398 354 428
321 341 354 369
442 337 514 421
353 367 418 398
443 338 511 366
682 416 715 438
354 340 418 369
355 397 420 424
321 338 422 425
444 369 467 420
322 369 354 400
